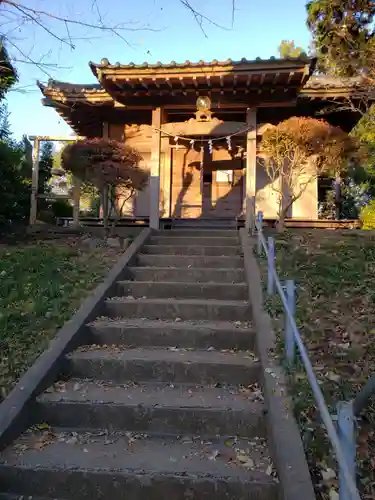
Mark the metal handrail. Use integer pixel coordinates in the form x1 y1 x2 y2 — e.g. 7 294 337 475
253 211 361 500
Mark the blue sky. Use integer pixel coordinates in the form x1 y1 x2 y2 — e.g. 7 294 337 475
4 0 312 138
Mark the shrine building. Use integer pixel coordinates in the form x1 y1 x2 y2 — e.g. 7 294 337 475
38 56 363 228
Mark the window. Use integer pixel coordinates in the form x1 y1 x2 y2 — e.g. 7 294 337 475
216 170 233 183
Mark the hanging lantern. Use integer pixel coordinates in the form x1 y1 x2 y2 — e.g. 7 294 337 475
190 139 195 149
174 136 180 151
208 139 213 154
226 136 232 151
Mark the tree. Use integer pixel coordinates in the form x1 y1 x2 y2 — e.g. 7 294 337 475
61 138 147 234
0 39 17 98
306 0 375 77
38 141 54 195
0 39 30 233
0 1 234 78
260 117 360 230
278 40 306 58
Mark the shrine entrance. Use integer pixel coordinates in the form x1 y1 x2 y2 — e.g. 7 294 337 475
163 97 250 221
170 141 245 220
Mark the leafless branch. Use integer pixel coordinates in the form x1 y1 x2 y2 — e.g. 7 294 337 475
231 0 235 28
179 0 232 38
4 37 53 78
2 1 159 34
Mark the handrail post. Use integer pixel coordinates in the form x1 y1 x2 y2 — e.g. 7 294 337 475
257 211 263 256
337 401 356 500
285 279 296 363
267 236 275 295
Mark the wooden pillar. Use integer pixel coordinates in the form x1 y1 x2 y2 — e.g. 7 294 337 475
244 108 257 232
99 122 109 219
72 175 81 226
150 107 163 229
29 138 40 225
162 139 171 217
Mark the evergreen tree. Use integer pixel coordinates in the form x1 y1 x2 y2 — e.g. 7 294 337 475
38 141 54 194
306 0 375 76
0 103 11 141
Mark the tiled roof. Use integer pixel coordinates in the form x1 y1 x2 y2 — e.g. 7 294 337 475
303 75 365 89
89 55 311 73
37 80 105 94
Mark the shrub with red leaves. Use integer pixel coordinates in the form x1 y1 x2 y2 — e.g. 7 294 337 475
61 138 147 232
61 138 147 191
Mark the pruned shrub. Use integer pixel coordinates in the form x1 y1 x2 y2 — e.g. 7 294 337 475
360 199 375 229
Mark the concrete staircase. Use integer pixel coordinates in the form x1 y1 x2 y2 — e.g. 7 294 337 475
0 229 279 500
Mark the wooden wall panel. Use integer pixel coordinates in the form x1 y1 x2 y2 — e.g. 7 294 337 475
109 123 124 141
170 146 244 219
211 147 244 218
171 148 202 218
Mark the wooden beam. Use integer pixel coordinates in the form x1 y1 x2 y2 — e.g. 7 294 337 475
162 119 248 137
29 137 40 225
244 108 257 232
150 107 163 229
287 71 295 84
152 78 161 89
72 175 81 226
121 78 135 88
28 135 85 141
139 78 149 90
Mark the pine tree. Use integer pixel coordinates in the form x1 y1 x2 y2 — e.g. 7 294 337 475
306 0 375 76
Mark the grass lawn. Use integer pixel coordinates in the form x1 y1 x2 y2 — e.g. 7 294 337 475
260 230 375 500
0 237 122 401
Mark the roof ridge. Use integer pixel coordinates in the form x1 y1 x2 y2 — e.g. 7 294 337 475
89 55 312 72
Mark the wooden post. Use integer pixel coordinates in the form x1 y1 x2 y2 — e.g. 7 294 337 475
150 107 163 229
99 122 109 220
162 139 171 218
29 137 40 225
334 174 341 220
72 175 81 226
245 108 257 232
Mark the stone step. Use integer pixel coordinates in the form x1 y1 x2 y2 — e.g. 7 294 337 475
150 236 239 246
160 229 239 237
64 346 260 385
104 297 250 321
36 380 265 437
116 280 248 301
137 254 244 269
128 266 245 283
0 432 278 500
0 496 59 500
143 244 241 256
89 318 255 350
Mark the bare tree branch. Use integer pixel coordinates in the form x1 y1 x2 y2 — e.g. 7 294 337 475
179 0 232 37
0 0 237 90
